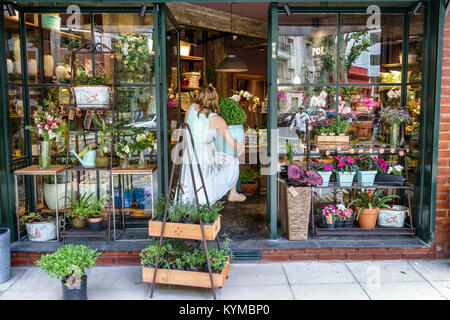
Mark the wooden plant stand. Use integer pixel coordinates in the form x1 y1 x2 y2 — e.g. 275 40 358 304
148 216 221 240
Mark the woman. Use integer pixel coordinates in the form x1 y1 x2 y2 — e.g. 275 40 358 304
178 85 245 204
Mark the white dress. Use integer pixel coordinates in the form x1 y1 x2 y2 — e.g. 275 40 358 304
178 104 239 204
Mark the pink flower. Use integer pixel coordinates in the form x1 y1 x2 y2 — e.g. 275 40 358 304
346 157 353 164
338 161 345 167
381 164 387 171
323 165 331 171
212 257 216 261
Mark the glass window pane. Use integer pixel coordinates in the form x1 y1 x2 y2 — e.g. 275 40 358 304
117 87 156 125
9 86 26 158
408 9 424 83
340 13 404 84
24 13 92 84
278 14 338 84
94 13 155 84
4 12 21 83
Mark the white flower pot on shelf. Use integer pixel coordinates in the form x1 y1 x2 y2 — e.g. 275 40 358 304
44 181 74 210
73 86 110 109
25 221 56 241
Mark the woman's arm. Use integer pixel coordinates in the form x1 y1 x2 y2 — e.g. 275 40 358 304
210 116 244 156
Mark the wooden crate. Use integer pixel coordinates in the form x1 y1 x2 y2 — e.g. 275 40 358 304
148 216 221 241
142 257 230 288
316 135 350 150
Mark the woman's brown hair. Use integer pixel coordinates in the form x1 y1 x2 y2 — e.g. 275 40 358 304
194 85 220 117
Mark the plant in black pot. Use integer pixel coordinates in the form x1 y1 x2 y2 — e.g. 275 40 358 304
184 249 203 272
66 193 105 230
35 244 101 300
373 156 405 186
239 168 261 196
202 233 232 273
85 196 107 232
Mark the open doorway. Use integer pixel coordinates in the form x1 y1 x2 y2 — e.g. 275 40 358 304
165 2 270 241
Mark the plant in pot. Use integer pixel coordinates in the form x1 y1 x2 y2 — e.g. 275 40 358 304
35 244 101 300
349 189 400 229
320 204 354 229
317 126 329 136
25 101 67 169
355 155 380 187
374 157 405 186
93 117 114 168
65 193 99 229
239 168 261 196
215 97 247 155
202 234 232 273
84 197 106 232
20 212 57 241
115 139 133 169
72 72 111 109
184 249 203 272
379 107 412 148
191 201 224 224
332 155 358 187
334 117 351 136
43 173 70 210
132 131 156 169
311 161 333 187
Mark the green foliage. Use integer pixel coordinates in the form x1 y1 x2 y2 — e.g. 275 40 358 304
331 116 351 135
349 189 400 220
72 72 110 85
35 244 101 283
355 155 380 171
184 250 204 270
239 169 261 184
204 233 232 272
317 126 330 135
65 193 105 218
20 212 55 223
191 201 224 224
218 98 247 125
112 33 155 84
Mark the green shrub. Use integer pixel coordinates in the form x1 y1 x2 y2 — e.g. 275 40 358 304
218 98 247 125
239 168 261 184
35 244 101 284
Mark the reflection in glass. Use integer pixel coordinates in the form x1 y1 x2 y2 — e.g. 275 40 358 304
9 86 26 158
4 14 21 83
408 9 424 83
117 87 156 125
340 14 404 83
278 14 338 84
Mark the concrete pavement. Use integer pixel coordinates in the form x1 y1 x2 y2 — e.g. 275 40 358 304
0 259 449 300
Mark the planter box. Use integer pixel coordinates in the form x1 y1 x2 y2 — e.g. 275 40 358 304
148 216 221 241
356 170 377 187
317 171 332 187
336 172 355 187
278 179 311 240
374 173 404 186
316 135 350 150
377 205 408 228
73 85 110 109
25 221 57 241
142 257 230 288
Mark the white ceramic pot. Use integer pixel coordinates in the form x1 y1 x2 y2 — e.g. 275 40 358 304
73 86 110 108
377 205 408 228
79 182 110 209
25 221 56 241
44 183 71 210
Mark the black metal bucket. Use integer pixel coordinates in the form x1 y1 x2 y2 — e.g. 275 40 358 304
61 276 87 300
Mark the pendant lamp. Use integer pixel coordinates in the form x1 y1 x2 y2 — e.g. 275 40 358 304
216 3 248 73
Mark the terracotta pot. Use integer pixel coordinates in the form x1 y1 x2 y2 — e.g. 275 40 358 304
356 207 379 229
87 215 104 232
240 182 258 196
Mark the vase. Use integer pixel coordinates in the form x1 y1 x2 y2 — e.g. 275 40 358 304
39 140 51 170
390 122 400 148
356 170 378 187
138 150 147 169
55 63 66 80
318 171 332 187
121 155 129 169
214 124 244 156
336 171 355 187
43 55 54 77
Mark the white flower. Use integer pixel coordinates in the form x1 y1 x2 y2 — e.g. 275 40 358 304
123 145 130 154
231 94 241 103
336 203 346 211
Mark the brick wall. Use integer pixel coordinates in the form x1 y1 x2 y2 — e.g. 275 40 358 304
436 17 450 256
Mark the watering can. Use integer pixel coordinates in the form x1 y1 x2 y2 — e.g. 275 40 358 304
71 148 97 168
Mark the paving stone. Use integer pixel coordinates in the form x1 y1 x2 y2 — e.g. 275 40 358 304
346 260 423 283
0 267 27 291
218 284 294 300
88 289 148 300
86 266 148 290
283 261 356 284
7 267 60 291
429 281 450 299
148 284 215 300
361 281 446 300
291 283 369 300
0 290 61 300
408 259 450 281
224 263 288 286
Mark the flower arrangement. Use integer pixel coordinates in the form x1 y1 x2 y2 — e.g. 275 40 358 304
355 155 380 171
387 87 401 100
322 204 354 222
231 90 260 112
218 97 247 125
380 108 412 125
349 189 400 220
332 155 358 173
115 139 133 160
387 165 404 176
312 161 333 172
133 132 156 152
26 103 67 142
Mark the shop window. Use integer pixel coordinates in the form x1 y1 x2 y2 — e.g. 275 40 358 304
8 86 26 159
4 12 21 83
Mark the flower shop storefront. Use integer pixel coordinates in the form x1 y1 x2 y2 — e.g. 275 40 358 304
0 1 448 261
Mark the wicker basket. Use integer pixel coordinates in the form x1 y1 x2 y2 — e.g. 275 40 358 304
278 179 312 240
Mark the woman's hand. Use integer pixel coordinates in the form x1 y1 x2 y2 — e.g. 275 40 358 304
211 116 242 153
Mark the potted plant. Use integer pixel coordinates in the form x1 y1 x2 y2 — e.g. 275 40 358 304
377 204 409 228
202 235 232 273
279 164 322 240
320 204 354 229
374 158 405 186
35 244 101 300
93 118 113 168
355 155 380 187
85 197 106 232
25 101 67 169
239 168 261 196
334 117 351 136
349 189 400 229
311 161 333 187
65 193 99 229
115 139 133 169
19 212 57 241
184 249 203 272
380 108 412 148
317 126 329 136
332 155 358 187
215 97 247 155
72 72 111 109
132 131 156 169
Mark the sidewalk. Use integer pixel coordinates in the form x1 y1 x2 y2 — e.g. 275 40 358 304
0 259 449 300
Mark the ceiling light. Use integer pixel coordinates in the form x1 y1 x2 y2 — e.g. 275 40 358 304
5 3 16 17
413 2 424 15
283 4 292 17
139 4 147 18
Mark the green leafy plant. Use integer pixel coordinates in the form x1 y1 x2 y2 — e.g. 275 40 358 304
355 155 380 171
72 72 110 86
65 193 105 218
35 244 101 285
349 189 400 220
185 249 204 270
203 233 232 273
333 116 351 135
133 131 156 152
20 212 55 223
191 201 224 224
239 169 261 184
218 98 247 126
317 126 329 135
